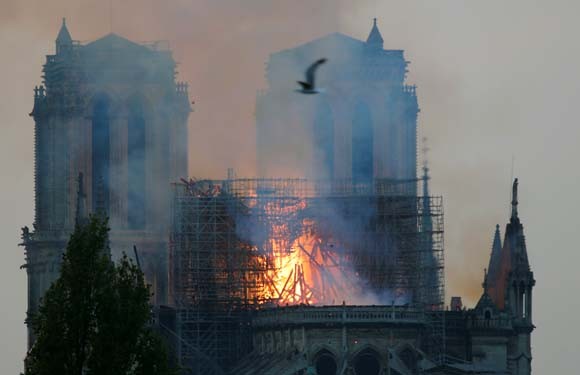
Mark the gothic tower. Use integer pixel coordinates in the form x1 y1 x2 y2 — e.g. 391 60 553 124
484 178 535 375
21 19 191 347
256 19 418 191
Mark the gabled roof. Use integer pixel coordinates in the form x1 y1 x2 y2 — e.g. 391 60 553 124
267 31 404 83
272 30 402 61
83 33 153 55
474 290 499 313
272 32 367 59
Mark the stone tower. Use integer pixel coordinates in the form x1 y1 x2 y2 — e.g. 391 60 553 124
22 19 191 346
256 19 418 189
484 178 535 375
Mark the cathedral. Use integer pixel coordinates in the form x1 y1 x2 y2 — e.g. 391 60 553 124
21 19 535 375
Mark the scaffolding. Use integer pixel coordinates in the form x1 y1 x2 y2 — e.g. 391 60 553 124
169 178 444 373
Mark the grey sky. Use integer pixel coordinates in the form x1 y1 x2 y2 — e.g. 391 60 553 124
1 1 577 373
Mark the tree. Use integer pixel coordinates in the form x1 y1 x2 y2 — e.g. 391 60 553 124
25 215 175 375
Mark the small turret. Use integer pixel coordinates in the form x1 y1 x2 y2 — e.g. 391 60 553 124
366 18 384 49
56 18 73 55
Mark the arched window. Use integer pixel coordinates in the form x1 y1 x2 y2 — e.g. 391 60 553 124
127 97 146 229
354 349 381 375
352 102 373 184
520 281 527 318
92 96 111 214
313 100 334 179
315 350 337 375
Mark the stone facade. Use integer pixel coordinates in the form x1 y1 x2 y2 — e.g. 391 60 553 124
256 20 418 188
22 19 190 347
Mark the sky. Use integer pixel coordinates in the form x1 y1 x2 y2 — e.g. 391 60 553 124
1 0 578 373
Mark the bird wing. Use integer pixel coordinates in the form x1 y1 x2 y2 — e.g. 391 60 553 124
297 81 312 90
305 58 327 87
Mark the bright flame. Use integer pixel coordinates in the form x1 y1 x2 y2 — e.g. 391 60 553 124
260 200 357 306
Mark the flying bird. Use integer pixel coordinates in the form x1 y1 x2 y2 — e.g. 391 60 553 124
296 58 327 94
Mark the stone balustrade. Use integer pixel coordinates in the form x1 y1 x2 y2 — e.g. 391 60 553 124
253 305 425 328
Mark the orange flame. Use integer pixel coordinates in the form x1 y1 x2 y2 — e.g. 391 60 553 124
259 200 356 306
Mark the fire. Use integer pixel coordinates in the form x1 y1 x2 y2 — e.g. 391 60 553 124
259 200 356 306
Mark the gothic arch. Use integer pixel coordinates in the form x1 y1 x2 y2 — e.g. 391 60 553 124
352 101 373 184
484 308 492 320
310 344 339 359
90 93 114 214
313 348 339 375
126 95 150 229
160 92 184 180
519 280 527 318
350 346 385 375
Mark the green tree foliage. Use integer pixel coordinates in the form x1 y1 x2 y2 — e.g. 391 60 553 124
25 215 175 375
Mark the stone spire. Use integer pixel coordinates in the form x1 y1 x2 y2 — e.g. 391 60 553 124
484 224 502 299
505 178 529 271
56 18 73 55
487 224 502 276
492 224 502 255
366 18 384 49
487 178 534 316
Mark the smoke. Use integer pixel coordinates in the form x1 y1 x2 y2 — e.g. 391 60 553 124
227 183 417 307
2 0 479 315
5 2 580 373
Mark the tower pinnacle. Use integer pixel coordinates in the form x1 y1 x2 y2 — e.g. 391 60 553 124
482 268 488 292
492 224 501 253
56 17 73 55
366 18 384 49
511 178 519 220
56 18 72 43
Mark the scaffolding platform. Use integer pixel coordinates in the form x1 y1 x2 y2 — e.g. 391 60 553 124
169 178 444 373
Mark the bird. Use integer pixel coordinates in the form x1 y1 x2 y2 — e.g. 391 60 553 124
296 58 327 94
